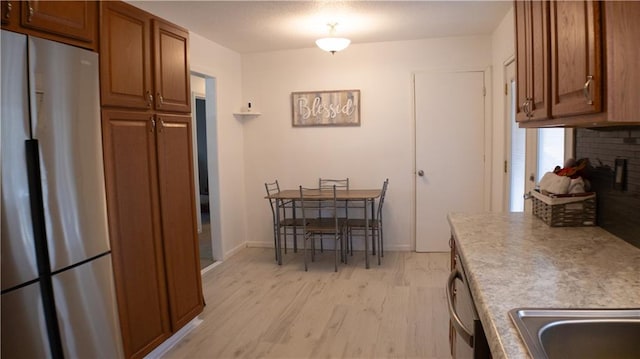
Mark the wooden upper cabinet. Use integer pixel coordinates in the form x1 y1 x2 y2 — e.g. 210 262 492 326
153 20 191 113
101 110 172 359
100 1 191 113
20 0 96 43
603 1 640 123
512 0 640 127
155 114 203 329
1 1 18 28
1 1 97 50
550 0 602 118
515 0 550 122
100 1 153 110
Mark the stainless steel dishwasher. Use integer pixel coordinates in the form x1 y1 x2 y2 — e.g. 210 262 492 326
446 250 491 359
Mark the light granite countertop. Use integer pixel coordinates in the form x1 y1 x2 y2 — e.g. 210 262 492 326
447 212 640 359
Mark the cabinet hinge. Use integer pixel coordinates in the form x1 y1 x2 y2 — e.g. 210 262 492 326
483 87 486 97
504 160 508 173
504 83 508 95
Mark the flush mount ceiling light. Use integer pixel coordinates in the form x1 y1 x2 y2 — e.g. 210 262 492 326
316 22 350 54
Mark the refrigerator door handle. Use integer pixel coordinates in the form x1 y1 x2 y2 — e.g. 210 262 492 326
25 139 65 359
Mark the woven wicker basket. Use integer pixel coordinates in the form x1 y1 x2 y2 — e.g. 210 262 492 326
531 190 596 227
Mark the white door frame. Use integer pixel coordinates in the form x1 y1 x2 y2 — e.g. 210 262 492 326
412 67 492 251
190 70 222 269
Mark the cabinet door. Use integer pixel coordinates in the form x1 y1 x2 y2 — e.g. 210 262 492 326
529 1 550 120
550 0 602 117
155 114 204 330
514 0 530 122
515 0 550 122
100 1 153 110
1 1 19 29
153 19 191 113
20 0 96 45
101 110 171 359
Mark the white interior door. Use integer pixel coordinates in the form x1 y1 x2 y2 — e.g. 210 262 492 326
415 71 486 252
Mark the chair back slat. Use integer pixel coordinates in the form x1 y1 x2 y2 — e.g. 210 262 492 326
319 178 349 190
319 178 349 218
265 180 281 221
377 179 389 219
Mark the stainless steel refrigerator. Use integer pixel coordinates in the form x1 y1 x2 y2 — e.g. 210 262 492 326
1 30 124 358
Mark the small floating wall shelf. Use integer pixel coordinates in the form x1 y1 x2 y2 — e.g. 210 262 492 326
233 111 261 117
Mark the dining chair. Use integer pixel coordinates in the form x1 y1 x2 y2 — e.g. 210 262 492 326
347 179 389 265
265 180 304 261
317 178 349 252
299 185 348 272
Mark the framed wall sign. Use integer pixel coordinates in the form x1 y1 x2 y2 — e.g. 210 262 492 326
291 89 360 127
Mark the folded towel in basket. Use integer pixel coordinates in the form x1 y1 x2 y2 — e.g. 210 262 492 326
539 172 570 194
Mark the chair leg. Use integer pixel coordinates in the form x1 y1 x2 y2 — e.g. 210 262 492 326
380 223 384 258
371 226 376 256
283 228 288 254
273 227 278 262
304 233 308 271
349 227 354 256
293 227 298 253
342 229 348 264
334 236 339 272
376 228 381 265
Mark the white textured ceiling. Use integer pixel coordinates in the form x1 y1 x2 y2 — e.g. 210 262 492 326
130 1 512 54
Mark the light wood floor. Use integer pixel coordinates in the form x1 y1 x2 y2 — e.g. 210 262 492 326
164 247 451 359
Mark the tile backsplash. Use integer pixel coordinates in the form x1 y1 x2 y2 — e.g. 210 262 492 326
575 128 640 248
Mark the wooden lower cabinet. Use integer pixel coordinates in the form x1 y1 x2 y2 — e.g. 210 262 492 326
155 114 204 329
102 110 203 358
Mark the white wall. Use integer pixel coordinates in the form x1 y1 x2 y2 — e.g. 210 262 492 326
490 7 515 212
241 36 492 251
191 75 205 95
189 32 247 259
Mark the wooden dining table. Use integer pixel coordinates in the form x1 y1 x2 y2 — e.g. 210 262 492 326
266 189 382 269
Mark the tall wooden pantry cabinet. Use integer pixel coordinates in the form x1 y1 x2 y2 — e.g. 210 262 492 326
99 1 203 358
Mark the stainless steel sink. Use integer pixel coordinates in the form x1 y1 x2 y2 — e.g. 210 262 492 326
509 308 640 359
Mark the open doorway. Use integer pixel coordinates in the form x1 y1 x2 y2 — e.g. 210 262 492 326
194 96 213 268
191 73 218 270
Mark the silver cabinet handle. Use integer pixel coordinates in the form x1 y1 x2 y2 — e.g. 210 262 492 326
6 2 12 18
522 98 533 117
157 93 164 105
27 1 33 22
521 101 528 115
446 269 474 347
146 91 153 107
150 119 156 132
583 75 593 105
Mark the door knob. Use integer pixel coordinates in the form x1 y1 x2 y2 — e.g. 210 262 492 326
418 170 425 177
